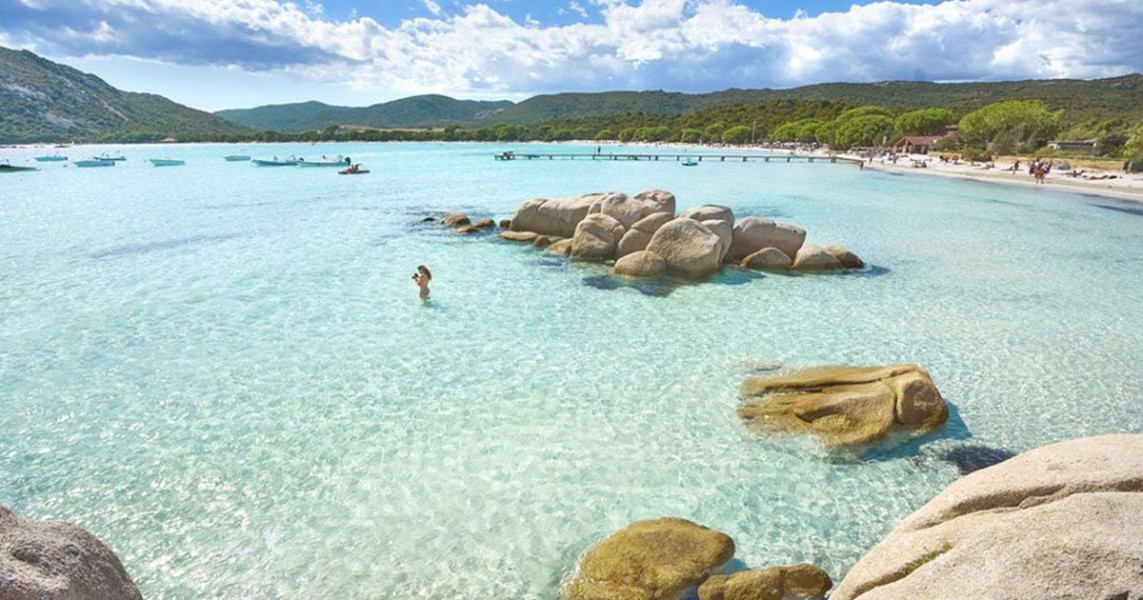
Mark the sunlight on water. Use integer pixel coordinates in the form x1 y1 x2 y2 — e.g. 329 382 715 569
2 142 1141 598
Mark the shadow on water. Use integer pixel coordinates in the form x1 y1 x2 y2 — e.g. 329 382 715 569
1092 202 1143 217
582 267 766 297
827 399 972 465
91 234 243 259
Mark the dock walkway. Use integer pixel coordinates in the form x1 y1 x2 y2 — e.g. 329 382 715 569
494 151 863 167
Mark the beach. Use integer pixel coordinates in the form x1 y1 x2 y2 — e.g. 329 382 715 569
850 153 1143 203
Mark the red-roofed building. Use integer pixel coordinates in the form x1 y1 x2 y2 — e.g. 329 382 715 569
893 135 944 155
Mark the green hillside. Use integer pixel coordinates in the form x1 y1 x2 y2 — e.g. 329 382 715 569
0 46 253 144
216 95 514 133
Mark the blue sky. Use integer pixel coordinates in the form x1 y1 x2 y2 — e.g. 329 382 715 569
1 0 1139 112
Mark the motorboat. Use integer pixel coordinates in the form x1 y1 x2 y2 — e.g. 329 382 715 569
0 160 38 172
149 158 186 167
338 163 370 175
74 159 116 167
223 154 251 162
682 157 699 166
93 153 127 161
34 154 68 162
252 156 299 166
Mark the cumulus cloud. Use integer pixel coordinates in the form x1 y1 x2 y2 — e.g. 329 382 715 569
1 0 1140 98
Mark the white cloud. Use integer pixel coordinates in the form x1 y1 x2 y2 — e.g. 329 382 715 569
2 0 1141 99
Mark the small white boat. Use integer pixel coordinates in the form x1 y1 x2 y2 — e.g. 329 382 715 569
93 153 127 161
682 157 699 167
1 160 38 173
149 158 186 167
74 159 116 167
252 156 298 166
34 154 68 162
223 155 251 162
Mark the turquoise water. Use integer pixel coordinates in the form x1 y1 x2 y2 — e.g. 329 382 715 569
2 142 1141 598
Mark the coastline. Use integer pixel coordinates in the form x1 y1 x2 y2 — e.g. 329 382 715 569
828 151 1143 205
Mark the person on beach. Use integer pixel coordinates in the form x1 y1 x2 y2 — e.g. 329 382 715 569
412 264 432 301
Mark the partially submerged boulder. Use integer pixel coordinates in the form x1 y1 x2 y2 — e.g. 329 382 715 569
646 218 724 277
571 213 626 261
699 564 832 600
679 204 735 227
562 517 735 600
511 194 598 238
589 189 676 229
739 364 947 448
792 245 842 271
831 434 1143 600
740 247 793 271
0 505 142 600
614 250 668 278
728 217 806 263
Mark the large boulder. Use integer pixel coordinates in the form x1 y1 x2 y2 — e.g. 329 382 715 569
590 189 676 229
831 434 1143 600
0 505 142 600
645 218 724 278
617 212 675 258
614 250 668 278
510 194 599 237
792 245 842 271
679 204 735 227
699 564 832 600
739 364 947 448
562 517 735 600
571 213 626 261
727 217 806 263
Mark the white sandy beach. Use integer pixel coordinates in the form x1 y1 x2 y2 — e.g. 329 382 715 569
843 152 1143 204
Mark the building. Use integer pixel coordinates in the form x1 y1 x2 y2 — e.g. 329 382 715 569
892 135 944 155
1046 139 1097 153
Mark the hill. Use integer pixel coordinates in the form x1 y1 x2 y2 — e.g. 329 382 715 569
215 75 1143 133
216 95 514 133
0 46 253 144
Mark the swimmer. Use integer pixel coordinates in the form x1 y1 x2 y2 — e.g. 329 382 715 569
412 264 432 301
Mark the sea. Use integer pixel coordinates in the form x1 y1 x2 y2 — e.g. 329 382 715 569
2 142 1141 598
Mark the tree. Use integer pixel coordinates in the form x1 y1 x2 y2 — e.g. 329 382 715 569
958 100 1062 154
833 115 895 149
894 108 955 136
721 125 753 144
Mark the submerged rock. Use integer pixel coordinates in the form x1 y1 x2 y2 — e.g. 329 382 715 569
832 434 1143 600
613 250 667 277
0 505 142 600
739 364 948 448
699 564 832 600
938 445 1016 475
562 517 735 600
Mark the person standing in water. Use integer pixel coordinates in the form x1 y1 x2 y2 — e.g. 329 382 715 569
412 265 432 301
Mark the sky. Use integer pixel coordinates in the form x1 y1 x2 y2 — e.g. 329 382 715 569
1 0 1141 112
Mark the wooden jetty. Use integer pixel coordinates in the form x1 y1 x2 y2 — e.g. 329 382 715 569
494 150 864 167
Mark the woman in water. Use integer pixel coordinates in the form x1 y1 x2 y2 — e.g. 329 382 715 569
413 265 432 301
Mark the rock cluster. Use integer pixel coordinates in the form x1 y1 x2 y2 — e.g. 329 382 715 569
561 517 832 600
499 190 863 278
0 504 142 600
831 434 1143 600
739 364 948 449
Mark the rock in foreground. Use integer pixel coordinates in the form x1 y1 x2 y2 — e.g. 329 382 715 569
831 434 1143 600
699 563 832 600
562 517 735 600
0 505 142 600
738 364 947 448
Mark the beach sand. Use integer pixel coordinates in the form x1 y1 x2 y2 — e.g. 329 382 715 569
846 153 1143 204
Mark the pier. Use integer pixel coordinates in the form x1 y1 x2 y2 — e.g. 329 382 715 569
494 150 864 167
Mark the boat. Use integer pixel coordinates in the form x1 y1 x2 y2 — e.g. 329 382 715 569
149 158 186 167
223 155 251 162
0 160 38 173
252 156 298 166
93 153 127 161
682 157 699 167
73 159 116 167
34 154 68 162
338 163 370 175
298 155 350 167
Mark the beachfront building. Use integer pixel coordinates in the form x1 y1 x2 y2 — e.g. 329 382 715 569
1046 139 1098 153
892 135 944 155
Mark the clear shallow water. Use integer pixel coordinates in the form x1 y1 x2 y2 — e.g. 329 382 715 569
2 142 1141 598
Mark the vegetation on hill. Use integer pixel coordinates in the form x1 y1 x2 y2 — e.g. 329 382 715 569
216 95 513 133
0 47 252 144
